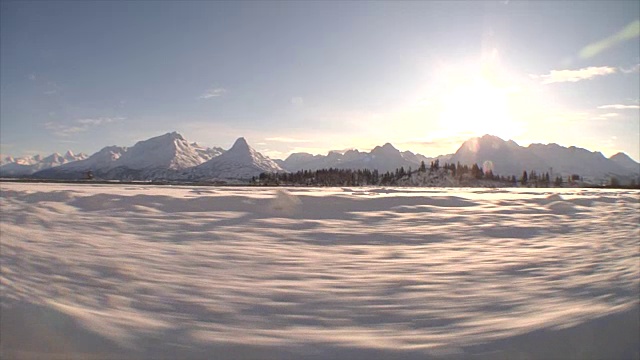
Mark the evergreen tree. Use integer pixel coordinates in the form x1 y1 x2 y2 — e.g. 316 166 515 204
471 163 483 179
610 177 620 187
554 176 562 187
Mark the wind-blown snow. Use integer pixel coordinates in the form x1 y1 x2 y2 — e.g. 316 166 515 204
1 183 638 359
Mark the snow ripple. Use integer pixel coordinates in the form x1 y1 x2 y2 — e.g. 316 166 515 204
1 184 638 359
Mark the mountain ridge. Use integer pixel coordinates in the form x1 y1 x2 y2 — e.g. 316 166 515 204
2 132 638 183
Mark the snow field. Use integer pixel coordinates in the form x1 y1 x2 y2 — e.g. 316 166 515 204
1 183 638 359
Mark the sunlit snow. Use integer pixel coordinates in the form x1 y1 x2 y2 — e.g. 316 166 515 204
1 183 638 359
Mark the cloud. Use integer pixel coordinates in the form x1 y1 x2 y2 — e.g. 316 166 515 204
45 117 124 137
587 112 622 121
265 137 311 143
43 82 63 95
44 122 87 136
580 20 640 59
399 135 476 149
76 117 122 125
619 64 640 74
290 97 304 105
198 88 227 99
597 104 640 110
532 66 616 84
28 73 36 81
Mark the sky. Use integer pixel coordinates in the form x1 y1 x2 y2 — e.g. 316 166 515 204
1 1 639 161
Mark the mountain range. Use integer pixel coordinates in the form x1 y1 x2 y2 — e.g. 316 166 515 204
0 151 89 176
1 132 638 183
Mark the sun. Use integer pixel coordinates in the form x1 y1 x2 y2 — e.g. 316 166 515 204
433 60 523 139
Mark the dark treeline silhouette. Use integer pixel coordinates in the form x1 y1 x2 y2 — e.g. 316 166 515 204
252 160 569 187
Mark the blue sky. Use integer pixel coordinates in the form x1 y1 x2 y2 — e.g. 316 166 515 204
1 1 639 161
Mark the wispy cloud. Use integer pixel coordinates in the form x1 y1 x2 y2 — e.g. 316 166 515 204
198 88 227 99
76 117 122 125
43 81 62 95
532 66 617 84
587 112 622 121
619 64 640 74
290 97 304 105
580 20 640 59
597 104 640 110
265 137 311 143
45 117 124 137
399 135 479 150
44 123 87 136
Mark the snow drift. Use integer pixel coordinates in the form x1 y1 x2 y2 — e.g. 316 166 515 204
1 183 638 359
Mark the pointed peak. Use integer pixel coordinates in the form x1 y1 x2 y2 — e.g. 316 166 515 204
478 134 506 143
65 150 74 157
230 137 251 151
43 153 63 162
611 152 631 160
610 152 640 165
372 142 399 153
166 131 185 141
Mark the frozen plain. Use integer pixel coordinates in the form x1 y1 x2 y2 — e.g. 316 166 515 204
1 182 638 360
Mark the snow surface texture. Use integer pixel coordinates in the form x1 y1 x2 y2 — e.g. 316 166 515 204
1 183 639 360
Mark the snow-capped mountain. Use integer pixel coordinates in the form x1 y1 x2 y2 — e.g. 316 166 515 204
190 137 283 180
113 132 206 171
338 143 416 172
280 143 450 173
1 154 41 166
34 132 225 180
191 142 225 161
6 132 639 183
0 151 88 177
33 146 128 179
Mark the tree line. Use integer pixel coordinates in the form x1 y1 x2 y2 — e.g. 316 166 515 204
253 160 574 187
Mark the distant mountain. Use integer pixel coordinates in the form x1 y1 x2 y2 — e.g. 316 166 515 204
449 134 638 181
1 154 42 166
610 152 640 173
191 142 225 162
113 132 206 171
527 143 627 179
339 143 416 172
450 135 548 177
33 132 225 180
0 151 88 177
33 146 128 179
189 137 282 180
281 143 451 173
6 132 639 183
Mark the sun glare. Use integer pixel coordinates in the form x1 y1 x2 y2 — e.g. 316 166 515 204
433 60 524 140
